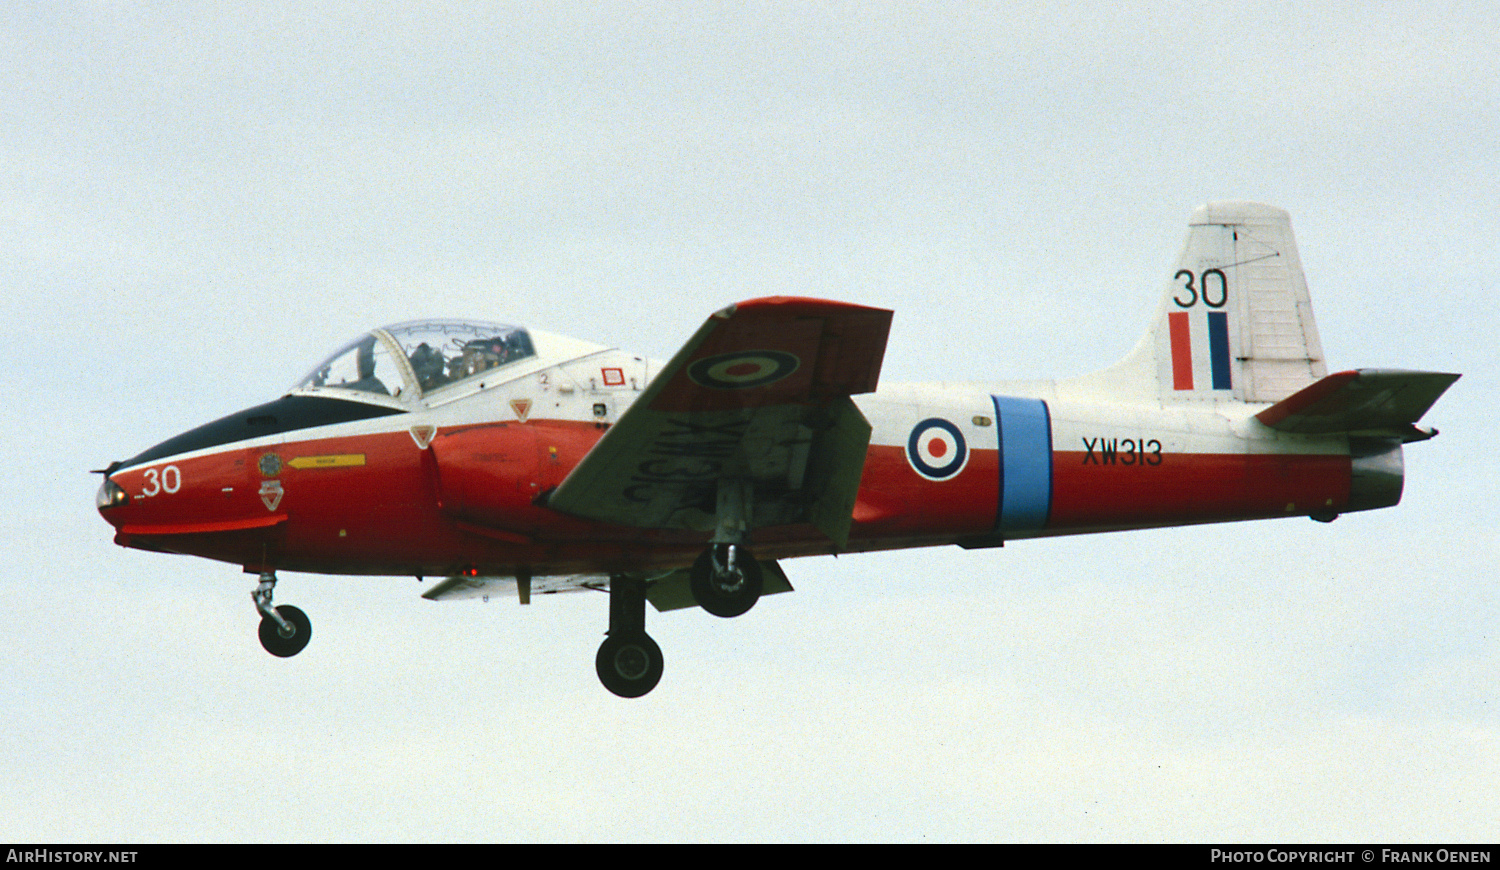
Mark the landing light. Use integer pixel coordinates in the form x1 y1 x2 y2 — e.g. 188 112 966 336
96 478 128 510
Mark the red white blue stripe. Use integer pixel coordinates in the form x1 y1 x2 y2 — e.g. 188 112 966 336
1169 311 1232 391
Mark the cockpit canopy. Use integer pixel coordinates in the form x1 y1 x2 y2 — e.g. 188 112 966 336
293 320 536 403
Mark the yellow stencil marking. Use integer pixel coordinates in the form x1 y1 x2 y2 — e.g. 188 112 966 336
288 454 366 470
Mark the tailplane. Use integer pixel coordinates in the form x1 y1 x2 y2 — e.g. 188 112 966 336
1073 202 1327 403
1255 368 1459 443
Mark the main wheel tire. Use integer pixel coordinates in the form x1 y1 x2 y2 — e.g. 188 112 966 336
258 605 312 658
595 631 664 698
689 545 764 618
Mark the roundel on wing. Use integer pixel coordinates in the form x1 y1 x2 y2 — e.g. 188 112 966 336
906 418 969 481
687 350 800 390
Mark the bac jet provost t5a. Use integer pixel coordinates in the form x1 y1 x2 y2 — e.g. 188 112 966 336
97 203 1458 697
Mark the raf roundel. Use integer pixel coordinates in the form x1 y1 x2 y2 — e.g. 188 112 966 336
687 350 800 390
906 418 969 481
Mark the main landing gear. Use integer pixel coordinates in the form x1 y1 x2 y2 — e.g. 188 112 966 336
594 543 766 698
252 571 311 658
596 575 663 698
689 543 763 618
687 480 765 619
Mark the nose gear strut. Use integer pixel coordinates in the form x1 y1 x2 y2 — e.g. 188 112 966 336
252 571 312 658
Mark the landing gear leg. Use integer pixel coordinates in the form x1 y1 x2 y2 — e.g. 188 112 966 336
252 571 311 658
595 575 663 698
689 479 765 618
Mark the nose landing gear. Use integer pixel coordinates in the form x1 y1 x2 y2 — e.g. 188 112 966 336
252 571 311 658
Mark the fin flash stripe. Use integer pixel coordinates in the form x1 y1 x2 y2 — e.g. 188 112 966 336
1168 311 1233 391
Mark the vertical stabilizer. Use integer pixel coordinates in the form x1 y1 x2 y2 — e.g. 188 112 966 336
1074 202 1327 404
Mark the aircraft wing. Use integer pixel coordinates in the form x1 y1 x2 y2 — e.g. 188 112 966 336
1255 368 1459 441
543 297 893 548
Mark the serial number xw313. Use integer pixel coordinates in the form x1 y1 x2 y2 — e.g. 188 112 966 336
1080 437 1164 466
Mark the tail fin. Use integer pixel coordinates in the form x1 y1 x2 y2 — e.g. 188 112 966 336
1076 202 1327 403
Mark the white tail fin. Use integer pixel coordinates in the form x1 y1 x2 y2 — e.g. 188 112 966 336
1073 202 1327 404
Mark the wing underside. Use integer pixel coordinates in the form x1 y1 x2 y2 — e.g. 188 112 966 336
543 297 892 548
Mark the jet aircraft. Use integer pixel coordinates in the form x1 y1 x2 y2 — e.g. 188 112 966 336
96 202 1458 697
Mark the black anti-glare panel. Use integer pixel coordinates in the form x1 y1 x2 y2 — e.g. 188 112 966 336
113 395 404 472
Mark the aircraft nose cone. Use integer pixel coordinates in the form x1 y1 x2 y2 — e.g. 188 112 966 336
96 476 128 513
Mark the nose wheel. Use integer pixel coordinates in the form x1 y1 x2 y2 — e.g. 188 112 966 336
252 572 312 658
258 605 311 657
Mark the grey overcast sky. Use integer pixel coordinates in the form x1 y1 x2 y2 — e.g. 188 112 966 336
3 1 1495 842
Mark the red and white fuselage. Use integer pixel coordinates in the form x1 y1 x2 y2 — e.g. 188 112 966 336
95 202 1455 695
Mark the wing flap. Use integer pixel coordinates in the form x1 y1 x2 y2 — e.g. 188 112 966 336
1255 368 1459 440
803 395 873 549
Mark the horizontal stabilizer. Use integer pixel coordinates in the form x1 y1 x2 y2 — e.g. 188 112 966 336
1255 369 1459 441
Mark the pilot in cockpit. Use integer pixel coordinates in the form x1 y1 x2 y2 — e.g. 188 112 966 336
343 337 389 395
299 321 535 401
408 342 449 392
